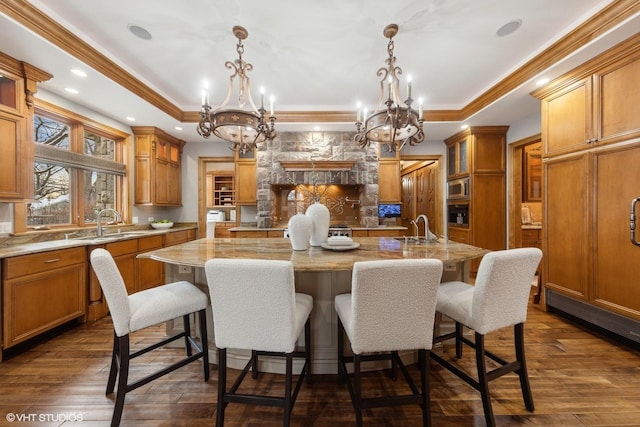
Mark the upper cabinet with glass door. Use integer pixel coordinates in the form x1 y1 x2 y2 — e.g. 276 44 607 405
445 137 468 179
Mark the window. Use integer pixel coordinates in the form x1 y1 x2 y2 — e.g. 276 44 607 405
24 103 128 229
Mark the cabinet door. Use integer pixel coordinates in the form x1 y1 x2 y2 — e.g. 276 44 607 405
167 161 181 205
0 113 26 200
137 235 164 291
543 153 590 300
3 263 86 348
541 77 592 157
235 161 257 204
592 143 640 319
595 54 640 144
378 160 401 203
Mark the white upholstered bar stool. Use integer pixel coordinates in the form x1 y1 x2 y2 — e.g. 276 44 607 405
431 247 542 427
335 259 443 427
90 248 209 427
204 258 313 427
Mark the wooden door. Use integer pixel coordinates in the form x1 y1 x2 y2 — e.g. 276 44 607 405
401 171 414 229
543 153 590 300
592 143 640 319
0 114 25 199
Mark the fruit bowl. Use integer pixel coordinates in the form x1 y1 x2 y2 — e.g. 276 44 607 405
151 221 174 230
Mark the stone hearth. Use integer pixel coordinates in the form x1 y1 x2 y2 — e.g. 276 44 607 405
255 131 380 227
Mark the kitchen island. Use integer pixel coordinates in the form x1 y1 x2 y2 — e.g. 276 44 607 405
139 237 489 374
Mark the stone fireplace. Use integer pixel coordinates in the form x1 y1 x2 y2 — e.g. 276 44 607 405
255 131 380 227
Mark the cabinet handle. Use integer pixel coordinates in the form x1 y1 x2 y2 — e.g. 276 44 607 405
43 258 61 263
631 197 640 247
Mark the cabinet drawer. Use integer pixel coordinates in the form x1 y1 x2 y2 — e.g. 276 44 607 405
164 230 189 246
448 227 470 244
369 229 401 237
138 235 164 251
104 239 138 257
3 246 86 280
522 228 541 246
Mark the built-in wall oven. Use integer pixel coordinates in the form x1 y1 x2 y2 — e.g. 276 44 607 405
448 203 469 227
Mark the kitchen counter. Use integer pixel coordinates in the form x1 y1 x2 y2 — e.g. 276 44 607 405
140 236 488 374
0 225 197 259
140 236 484 271
228 225 408 232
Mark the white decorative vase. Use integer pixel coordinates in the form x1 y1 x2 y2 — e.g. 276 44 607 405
306 201 330 246
288 213 313 251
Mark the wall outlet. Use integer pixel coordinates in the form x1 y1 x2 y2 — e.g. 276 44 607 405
132 216 139 224
178 265 192 274
0 222 12 233
148 217 154 223
444 262 457 272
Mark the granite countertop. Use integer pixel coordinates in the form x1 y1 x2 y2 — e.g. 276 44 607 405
229 225 408 231
139 236 489 272
0 225 197 259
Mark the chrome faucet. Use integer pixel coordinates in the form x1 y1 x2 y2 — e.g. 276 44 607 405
415 214 431 242
96 208 123 237
410 219 419 240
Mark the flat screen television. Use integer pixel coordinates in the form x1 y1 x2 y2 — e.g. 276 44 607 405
378 203 401 218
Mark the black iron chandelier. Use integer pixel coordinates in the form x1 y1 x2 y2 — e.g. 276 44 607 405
354 24 424 152
197 26 276 154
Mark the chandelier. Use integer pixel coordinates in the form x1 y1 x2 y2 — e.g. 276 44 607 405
197 26 276 154
354 24 424 152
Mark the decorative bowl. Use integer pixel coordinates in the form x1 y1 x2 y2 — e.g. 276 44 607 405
151 221 174 230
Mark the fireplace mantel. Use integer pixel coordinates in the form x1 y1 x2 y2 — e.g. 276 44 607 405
279 160 356 171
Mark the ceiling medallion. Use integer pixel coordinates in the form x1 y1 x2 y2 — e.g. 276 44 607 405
197 26 277 154
354 24 424 152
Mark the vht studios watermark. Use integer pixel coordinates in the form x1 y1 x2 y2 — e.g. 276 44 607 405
5 412 84 423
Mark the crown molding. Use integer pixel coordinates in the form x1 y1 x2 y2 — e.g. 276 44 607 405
1 0 638 127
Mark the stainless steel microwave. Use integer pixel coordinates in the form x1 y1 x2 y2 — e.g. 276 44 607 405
447 177 470 200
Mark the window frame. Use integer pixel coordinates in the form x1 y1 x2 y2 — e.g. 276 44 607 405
14 99 130 233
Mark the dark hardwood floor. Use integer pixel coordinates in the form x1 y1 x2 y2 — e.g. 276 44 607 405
1 291 640 426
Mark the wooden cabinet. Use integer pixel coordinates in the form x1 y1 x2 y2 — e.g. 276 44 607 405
0 53 50 201
592 144 640 319
2 247 86 351
132 126 185 206
445 126 508 273
235 161 257 204
446 137 468 178
378 160 401 203
136 235 164 292
536 35 640 158
214 221 235 238
536 34 640 327
207 172 235 207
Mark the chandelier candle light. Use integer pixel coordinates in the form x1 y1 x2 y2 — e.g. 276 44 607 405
197 26 277 154
354 24 424 152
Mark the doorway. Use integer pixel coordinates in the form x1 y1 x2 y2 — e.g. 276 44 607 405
399 155 443 237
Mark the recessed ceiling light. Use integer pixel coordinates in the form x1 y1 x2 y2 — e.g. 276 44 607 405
175 126 183 131
313 126 321 131
128 24 152 40
496 19 522 37
126 116 136 122
71 69 87 78
536 77 550 87
460 124 469 130
64 87 78 94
